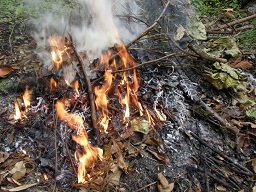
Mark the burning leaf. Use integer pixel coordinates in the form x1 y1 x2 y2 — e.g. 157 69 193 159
0 67 13 77
174 25 185 41
131 119 150 135
0 152 9 163
10 161 26 180
157 173 174 192
8 183 37 191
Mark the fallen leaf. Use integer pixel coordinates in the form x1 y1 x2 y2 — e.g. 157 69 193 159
174 25 185 41
216 185 226 191
10 161 26 180
147 147 169 164
8 183 37 191
108 168 122 186
222 8 234 12
157 173 174 192
116 152 128 172
0 67 13 77
0 152 9 163
131 119 150 134
232 61 252 70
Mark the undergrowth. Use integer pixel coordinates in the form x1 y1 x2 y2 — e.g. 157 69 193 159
192 0 242 16
192 0 256 52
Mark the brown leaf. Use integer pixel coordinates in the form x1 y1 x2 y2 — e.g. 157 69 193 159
0 67 13 77
147 147 169 164
0 152 9 163
233 61 252 70
144 138 163 146
157 173 174 192
157 173 169 188
10 161 26 180
116 152 128 172
107 167 122 186
8 183 37 191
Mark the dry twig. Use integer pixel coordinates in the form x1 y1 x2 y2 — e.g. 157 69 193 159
215 14 256 31
188 44 227 63
126 1 170 48
112 52 180 74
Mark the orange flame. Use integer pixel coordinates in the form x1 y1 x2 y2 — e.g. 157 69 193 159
50 78 57 92
49 36 68 69
55 100 102 183
23 87 31 112
94 44 145 127
74 80 79 94
95 70 113 132
43 173 48 181
14 101 21 120
154 107 166 121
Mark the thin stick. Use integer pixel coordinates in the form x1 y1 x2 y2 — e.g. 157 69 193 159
112 52 180 74
213 14 256 31
187 130 253 176
188 44 227 63
134 181 157 192
126 1 170 48
69 35 100 146
199 100 239 134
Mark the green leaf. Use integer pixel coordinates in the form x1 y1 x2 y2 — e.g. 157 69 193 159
246 109 256 119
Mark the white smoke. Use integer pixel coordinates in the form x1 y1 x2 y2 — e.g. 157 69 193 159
28 0 145 80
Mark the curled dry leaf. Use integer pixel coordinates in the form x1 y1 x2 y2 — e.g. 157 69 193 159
10 161 26 180
157 173 174 192
0 152 9 163
8 183 37 191
0 67 13 77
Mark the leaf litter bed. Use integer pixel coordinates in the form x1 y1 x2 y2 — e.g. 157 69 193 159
1 1 256 192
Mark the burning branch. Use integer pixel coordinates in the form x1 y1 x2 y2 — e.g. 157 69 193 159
68 35 100 146
112 52 180 74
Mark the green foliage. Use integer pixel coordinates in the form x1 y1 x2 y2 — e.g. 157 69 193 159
246 109 256 119
192 0 241 16
237 19 256 51
0 0 76 23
